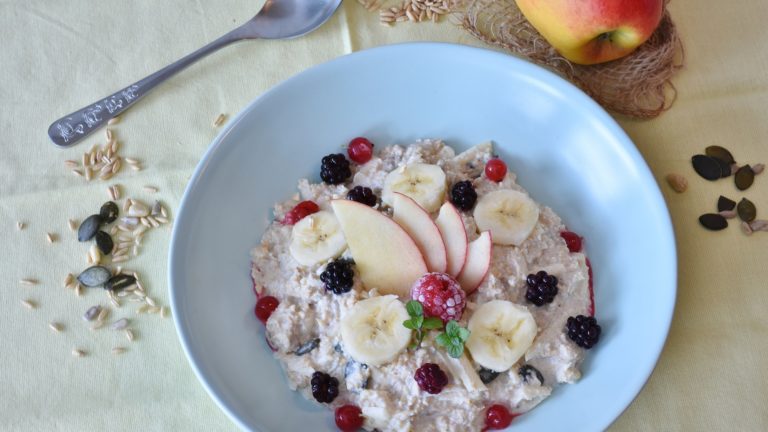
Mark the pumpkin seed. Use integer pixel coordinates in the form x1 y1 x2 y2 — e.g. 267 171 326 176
714 157 732 177
705 145 735 164
78 214 103 242
737 198 757 222
691 155 722 181
95 231 114 255
293 338 320 356
699 213 728 231
99 201 119 223
735 165 755 190
104 274 137 292
77 266 111 287
717 195 737 212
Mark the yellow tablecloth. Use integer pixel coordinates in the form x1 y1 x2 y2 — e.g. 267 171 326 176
1 0 766 430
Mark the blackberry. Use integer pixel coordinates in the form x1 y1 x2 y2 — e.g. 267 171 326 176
414 363 449 394
525 271 559 306
566 315 601 349
320 259 355 295
320 153 352 184
310 371 339 403
518 365 544 385
450 180 477 211
346 186 377 207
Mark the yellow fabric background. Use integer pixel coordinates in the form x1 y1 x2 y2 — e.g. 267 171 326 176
1 0 766 430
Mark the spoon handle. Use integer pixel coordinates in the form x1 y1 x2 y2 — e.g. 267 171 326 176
48 27 248 147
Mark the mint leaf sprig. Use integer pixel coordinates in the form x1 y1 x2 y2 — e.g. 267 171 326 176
403 300 444 349
435 320 471 358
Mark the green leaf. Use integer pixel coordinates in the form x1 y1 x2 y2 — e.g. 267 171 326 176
422 317 444 330
406 300 423 317
457 327 471 342
435 333 452 348
413 315 424 329
403 319 417 330
445 320 459 336
447 344 464 358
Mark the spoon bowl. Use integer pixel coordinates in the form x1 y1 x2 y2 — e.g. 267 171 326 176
48 0 342 148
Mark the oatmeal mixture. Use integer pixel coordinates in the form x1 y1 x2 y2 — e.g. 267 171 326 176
251 139 597 431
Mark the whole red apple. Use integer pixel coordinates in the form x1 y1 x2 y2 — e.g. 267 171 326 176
515 0 664 65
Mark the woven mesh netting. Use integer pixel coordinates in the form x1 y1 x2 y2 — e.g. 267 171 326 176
453 0 684 119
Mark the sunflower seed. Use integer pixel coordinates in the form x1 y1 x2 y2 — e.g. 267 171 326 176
713 157 732 178
699 213 728 231
72 348 86 357
78 214 103 242
127 202 150 217
77 266 111 287
110 318 129 330
19 279 38 286
111 347 127 355
88 244 102 265
742 221 753 235
735 165 755 190
105 274 136 292
49 322 63 333
99 201 119 223
753 163 765 175
82 305 102 321
519 365 545 385
750 220 768 232
718 210 737 219
705 145 735 165
737 198 757 222
717 196 737 212
21 299 37 309
95 231 114 255
691 155 722 181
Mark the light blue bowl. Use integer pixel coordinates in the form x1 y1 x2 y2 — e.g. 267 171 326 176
169 43 676 432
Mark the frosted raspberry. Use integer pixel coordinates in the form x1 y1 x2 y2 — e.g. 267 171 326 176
410 273 466 323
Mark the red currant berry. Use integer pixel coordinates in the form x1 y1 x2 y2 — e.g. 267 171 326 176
254 296 279 324
281 201 320 225
560 230 583 253
485 404 517 430
347 137 374 164
335 404 364 431
485 158 507 182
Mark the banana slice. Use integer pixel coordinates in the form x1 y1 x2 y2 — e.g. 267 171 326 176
288 211 347 266
465 300 538 372
473 189 539 246
382 163 447 213
340 295 412 366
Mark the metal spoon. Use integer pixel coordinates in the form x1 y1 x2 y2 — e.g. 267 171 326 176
48 0 342 147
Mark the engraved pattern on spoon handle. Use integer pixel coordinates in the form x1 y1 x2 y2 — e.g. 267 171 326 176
48 29 247 148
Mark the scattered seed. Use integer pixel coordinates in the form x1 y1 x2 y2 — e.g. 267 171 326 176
160 206 168 218
111 347 127 355
213 113 226 127
16 221 25 230
83 305 102 321
64 273 74 287
112 159 122 174
77 266 111 287
665 173 688 193
129 164 142 172
72 169 84 177
105 129 113 141
125 157 139 165
49 322 63 333
705 145 735 165
147 306 161 314
719 210 737 219
95 231 114 255
293 338 321 356
68 219 78 231
717 196 736 212
46 232 56 243
750 220 768 232
127 201 150 217
136 305 150 314
125 329 135 342
65 160 79 168
742 221 753 235
691 155 722 181
88 244 102 265
19 279 38 286
105 274 137 292
699 213 728 231
735 165 755 190
21 299 37 309
110 318 130 330
91 321 105 330
110 298 121 308
145 297 157 307
110 140 119 153
132 245 139 256
75 284 83 296
72 348 86 357
78 214 103 242
752 163 765 175
713 157 732 178
108 117 120 125
143 185 158 194
737 198 757 222
99 201 119 224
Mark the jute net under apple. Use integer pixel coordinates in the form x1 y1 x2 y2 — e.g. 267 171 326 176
453 0 683 119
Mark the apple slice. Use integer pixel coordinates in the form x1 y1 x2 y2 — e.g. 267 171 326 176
331 199 428 297
392 193 447 273
435 202 468 278
457 231 492 294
